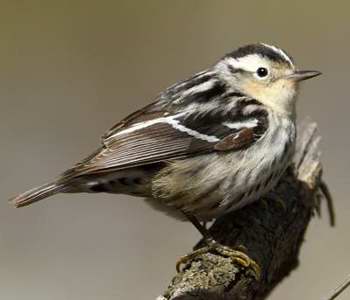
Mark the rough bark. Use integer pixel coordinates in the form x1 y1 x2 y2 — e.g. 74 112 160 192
157 121 331 300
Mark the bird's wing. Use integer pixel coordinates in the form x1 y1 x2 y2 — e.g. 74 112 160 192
61 98 268 179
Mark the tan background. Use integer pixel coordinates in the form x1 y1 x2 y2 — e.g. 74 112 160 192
1 1 349 299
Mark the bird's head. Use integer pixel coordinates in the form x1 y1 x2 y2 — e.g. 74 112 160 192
216 43 321 116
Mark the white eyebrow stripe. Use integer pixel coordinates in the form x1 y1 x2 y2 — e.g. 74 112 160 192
222 118 259 130
225 55 269 73
110 112 220 143
261 43 295 68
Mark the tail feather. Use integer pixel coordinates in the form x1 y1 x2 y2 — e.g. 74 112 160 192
10 182 66 208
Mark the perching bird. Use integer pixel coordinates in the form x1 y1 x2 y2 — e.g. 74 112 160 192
11 43 321 275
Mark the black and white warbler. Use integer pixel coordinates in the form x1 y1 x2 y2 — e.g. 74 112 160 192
11 43 321 275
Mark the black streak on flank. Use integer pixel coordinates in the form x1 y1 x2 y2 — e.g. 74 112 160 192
282 141 290 157
264 173 274 188
255 183 262 193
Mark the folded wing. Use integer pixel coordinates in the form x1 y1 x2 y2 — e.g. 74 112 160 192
61 100 268 179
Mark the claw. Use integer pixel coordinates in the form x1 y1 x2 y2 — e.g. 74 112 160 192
176 246 210 272
176 240 261 280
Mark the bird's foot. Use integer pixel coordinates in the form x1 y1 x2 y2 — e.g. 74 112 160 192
176 239 261 280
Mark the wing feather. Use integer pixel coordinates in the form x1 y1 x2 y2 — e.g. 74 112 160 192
61 98 268 180
62 121 214 178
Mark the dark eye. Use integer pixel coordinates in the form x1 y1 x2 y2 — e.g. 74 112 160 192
256 67 268 78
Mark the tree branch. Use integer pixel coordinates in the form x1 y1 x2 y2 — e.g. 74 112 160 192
157 121 331 300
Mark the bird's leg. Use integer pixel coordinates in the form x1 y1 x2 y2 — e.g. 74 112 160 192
176 211 261 280
201 221 208 230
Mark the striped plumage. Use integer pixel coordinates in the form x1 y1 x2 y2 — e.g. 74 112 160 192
149 111 295 221
11 43 320 222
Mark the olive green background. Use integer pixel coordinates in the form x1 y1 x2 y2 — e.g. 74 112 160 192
1 1 349 299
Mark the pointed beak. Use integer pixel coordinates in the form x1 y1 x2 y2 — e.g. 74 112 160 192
286 70 322 82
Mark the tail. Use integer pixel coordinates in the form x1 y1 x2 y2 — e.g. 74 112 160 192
10 182 67 208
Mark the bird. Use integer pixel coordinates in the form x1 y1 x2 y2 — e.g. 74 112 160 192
11 43 321 276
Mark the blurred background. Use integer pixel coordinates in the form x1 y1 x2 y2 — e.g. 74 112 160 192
1 1 349 299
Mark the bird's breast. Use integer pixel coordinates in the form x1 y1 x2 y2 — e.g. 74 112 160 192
150 113 296 221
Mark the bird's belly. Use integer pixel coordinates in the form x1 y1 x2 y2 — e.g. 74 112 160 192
151 128 295 221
